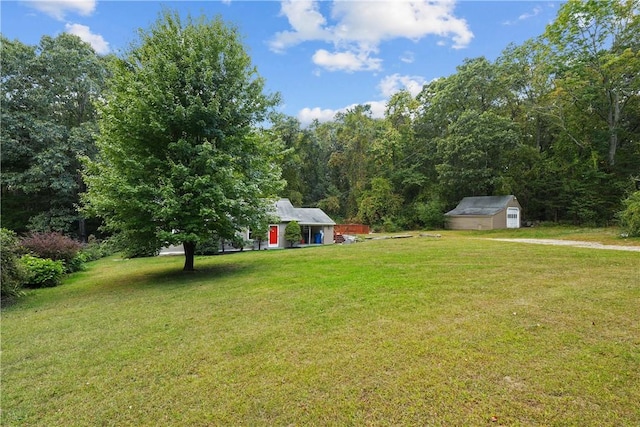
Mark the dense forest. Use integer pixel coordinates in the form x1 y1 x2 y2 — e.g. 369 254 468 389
2 0 639 237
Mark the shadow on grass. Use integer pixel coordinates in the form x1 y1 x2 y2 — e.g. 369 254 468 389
137 258 259 290
0 295 24 310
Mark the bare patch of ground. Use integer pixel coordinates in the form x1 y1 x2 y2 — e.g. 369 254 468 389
491 238 640 252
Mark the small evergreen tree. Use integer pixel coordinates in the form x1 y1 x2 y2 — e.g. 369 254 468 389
284 221 301 248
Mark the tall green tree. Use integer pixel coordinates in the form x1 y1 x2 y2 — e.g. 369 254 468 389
435 110 521 207
297 126 332 207
1 34 106 236
544 0 640 167
495 40 556 152
330 105 383 218
82 11 283 271
536 0 640 223
357 177 403 227
313 120 344 217
271 114 305 206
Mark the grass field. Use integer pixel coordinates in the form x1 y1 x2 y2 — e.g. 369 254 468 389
2 229 639 426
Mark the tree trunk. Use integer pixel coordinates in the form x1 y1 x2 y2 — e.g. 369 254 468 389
608 90 619 166
79 218 87 243
183 241 196 271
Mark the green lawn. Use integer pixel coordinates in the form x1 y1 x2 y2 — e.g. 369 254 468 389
2 231 639 426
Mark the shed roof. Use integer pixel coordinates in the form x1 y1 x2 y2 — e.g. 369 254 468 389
274 199 336 225
445 195 517 217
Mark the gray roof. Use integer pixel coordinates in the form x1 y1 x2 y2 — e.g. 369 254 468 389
274 199 336 225
445 195 517 216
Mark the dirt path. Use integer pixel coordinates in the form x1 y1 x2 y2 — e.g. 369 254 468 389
490 238 640 252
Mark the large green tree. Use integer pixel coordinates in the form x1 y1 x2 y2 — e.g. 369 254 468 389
82 11 283 271
1 34 106 236
329 105 386 219
544 0 640 167
271 114 304 206
435 110 522 207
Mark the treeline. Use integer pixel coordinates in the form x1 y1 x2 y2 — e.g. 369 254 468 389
2 0 639 238
272 0 640 229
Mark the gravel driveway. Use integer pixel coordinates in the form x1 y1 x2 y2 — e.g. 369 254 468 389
490 238 640 252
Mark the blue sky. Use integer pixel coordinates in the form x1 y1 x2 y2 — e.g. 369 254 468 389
2 0 563 125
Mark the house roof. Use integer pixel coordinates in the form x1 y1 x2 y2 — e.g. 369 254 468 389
445 195 517 217
274 199 336 226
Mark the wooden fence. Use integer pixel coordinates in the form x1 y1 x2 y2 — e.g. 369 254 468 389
334 224 370 235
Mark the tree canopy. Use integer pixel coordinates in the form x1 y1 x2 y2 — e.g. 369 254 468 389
1 34 107 236
82 11 283 270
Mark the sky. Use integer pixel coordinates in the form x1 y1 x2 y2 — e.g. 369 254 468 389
2 0 564 126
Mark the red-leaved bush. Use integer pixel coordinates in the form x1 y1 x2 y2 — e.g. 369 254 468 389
20 232 82 265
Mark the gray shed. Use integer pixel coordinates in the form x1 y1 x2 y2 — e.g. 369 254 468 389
445 195 521 230
267 199 336 248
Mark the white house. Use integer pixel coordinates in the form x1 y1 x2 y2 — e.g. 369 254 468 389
159 198 335 255
266 198 336 248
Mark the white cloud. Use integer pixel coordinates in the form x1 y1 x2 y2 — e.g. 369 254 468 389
312 49 382 72
270 0 331 53
503 6 542 26
329 1 472 49
366 100 387 120
518 6 542 21
378 74 426 98
298 73 433 126
23 0 96 20
400 51 415 64
65 23 110 54
297 100 387 126
271 0 473 72
298 106 340 125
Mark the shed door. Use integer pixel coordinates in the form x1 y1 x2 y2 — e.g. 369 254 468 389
506 207 520 228
269 225 279 246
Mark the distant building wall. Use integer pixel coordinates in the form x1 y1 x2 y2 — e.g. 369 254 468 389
446 216 494 230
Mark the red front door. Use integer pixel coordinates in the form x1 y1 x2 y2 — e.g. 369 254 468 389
269 225 278 246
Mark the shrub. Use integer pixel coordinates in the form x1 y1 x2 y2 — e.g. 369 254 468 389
66 255 87 272
1 228 26 300
195 236 220 256
20 232 82 271
21 255 65 288
284 221 301 248
618 191 640 237
78 232 155 259
380 217 401 233
65 236 117 270
78 235 110 262
228 234 249 252
414 200 446 229
109 231 160 258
